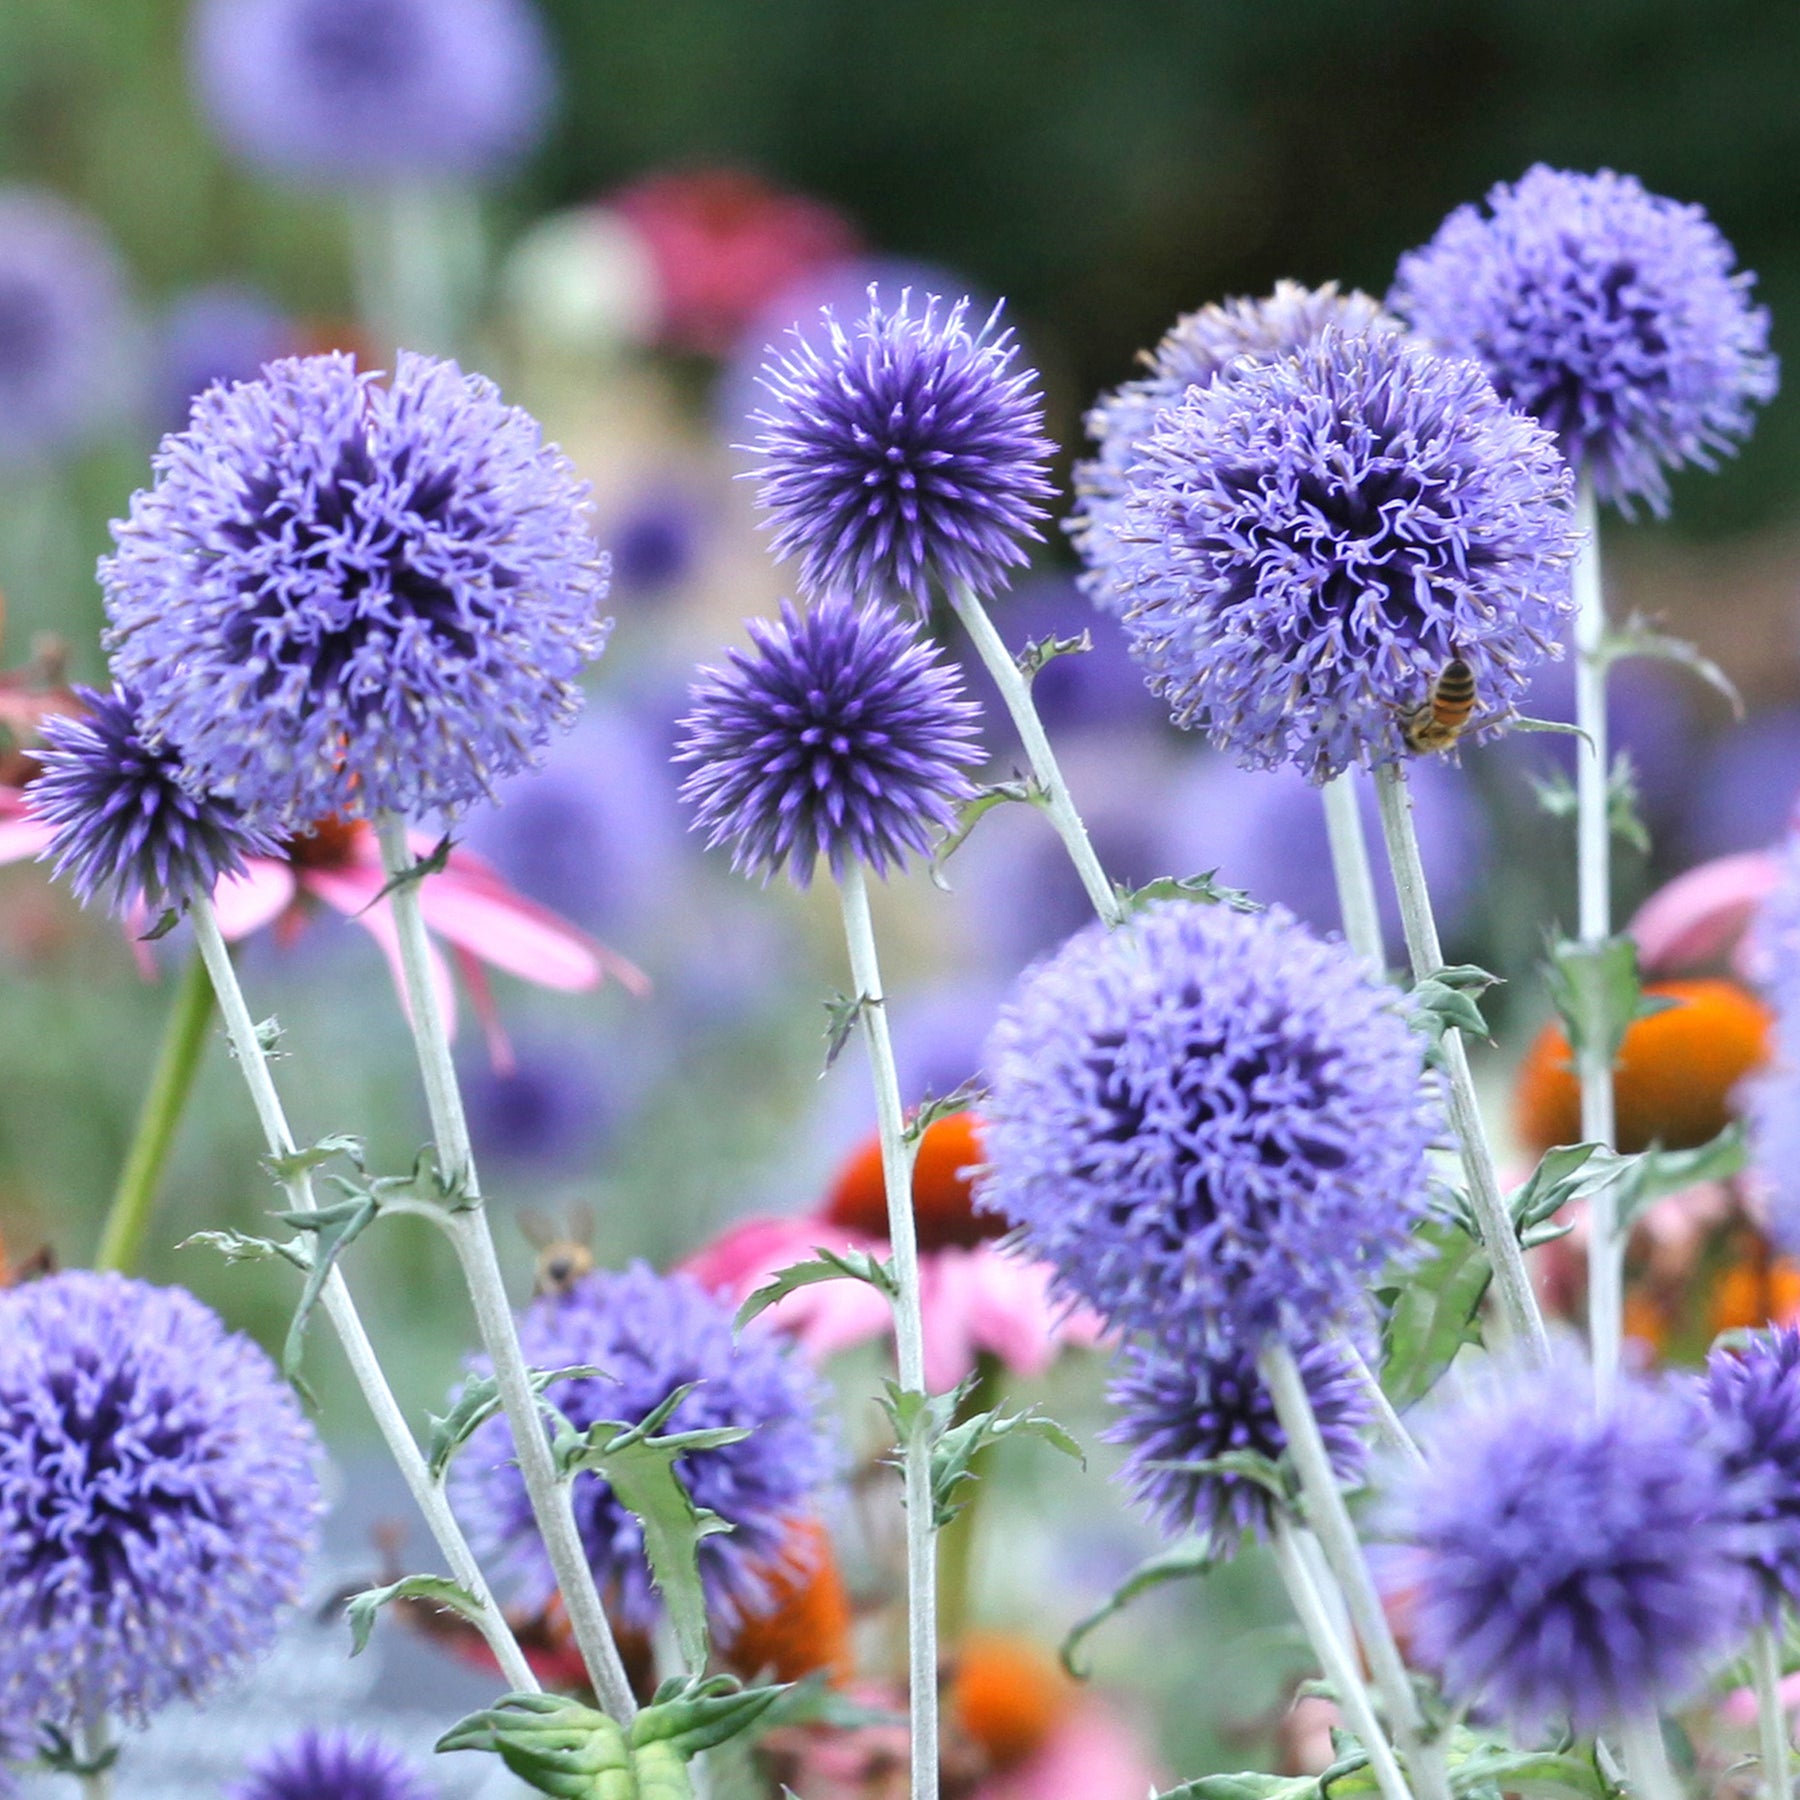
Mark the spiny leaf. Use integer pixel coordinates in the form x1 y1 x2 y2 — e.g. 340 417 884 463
1116 870 1259 916
1154 1777 1319 1800
736 1248 897 1331
931 777 1043 878
1376 1216 1490 1408
361 830 455 913
1015 629 1092 682
138 906 181 943
1582 1124 1749 1234
629 1672 790 1756
1062 1543 1217 1678
1513 715 1592 744
268 1194 381 1381
346 1573 485 1657
1606 752 1651 856
922 1399 1084 1528
427 1364 609 1482
177 1227 307 1271
1544 934 1670 1069
1603 613 1745 719
438 1692 633 1797
822 990 877 1074
1445 1746 1612 1799
265 1131 366 1185
1507 1142 1605 1243
252 1014 284 1056
904 1078 988 1141
1143 1449 1288 1503
1411 963 1503 1050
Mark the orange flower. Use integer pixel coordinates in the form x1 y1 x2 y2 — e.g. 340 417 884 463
1708 1244 1800 1337
1513 978 1770 1156
719 1519 854 1686
947 1632 1071 1773
825 1112 1000 1254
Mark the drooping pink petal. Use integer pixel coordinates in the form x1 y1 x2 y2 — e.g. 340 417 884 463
1630 850 1780 977
305 864 461 1042
977 1696 1164 1800
0 789 52 864
210 858 298 940
452 942 516 1074
1721 1666 1800 1727
923 1246 1106 1390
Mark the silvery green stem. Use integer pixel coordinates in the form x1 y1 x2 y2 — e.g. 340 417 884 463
1756 1623 1792 1799
1322 773 1385 969
348 183 481 357
1374 763 1551 1362
1572 477 1624 1397
1270 1519 1415 1800
187 896 539 1694
76 1708 111 1800
1340 1337 1425 1471
945 579 1123 927
1260 1340 1449 1800
373 817 637 1722
1619 1715 1683 1800
839 863 940 1800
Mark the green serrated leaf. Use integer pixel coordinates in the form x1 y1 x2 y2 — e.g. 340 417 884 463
1377 1217 1490 1407
361 830 455 913
269 1194 381 1381
904 1078 988 1141
439 1692 635 1798
630 1672 789 1756
1584 1123 1748 1233
1154 1772 1319 1800
1062 1543 1216 1678
177 1226 307 1270
1507 1142 1605 1235
138 906 182 943
1016 629 1092 682
1602 613 1745 719
931 778 1043 878
1411 963 1503 1048
1545 934 1657 1068
1607 752 1651 856
1116 870 1260 916
265 1131 366 1185
821 990 876 1073
1513 715 1592 743
1447 1747 1610 1799
923 1400 1084 1528
1143 1449 1288 1502
253 1014 284 1055
346 1573 485 1657
428 1364 610 1482
735 1247 898 1330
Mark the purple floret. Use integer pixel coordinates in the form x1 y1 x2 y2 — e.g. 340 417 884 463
1705 1326 1800 1620
102 350 611 831
1115 327 1578 781
1106 1336 1369 1558
1387 1354 1755 1735
1392 165 1777 515
0 1273 322 1730
231 1727 435 1800
450 1263 836 1633
676 593 983 888
33 684 280 915
750 287 1055 607
976 900 1442 1354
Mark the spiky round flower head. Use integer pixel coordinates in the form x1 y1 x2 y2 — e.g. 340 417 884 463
1117 328 1578 781
32 684 280 915
1106 1336 1369 1557
1386 1353 1753 1735
975 900 1441 1353
1392 166 1777 516
676 593 983 888
750 288 1055 606
231 1728 434 1800
451 1262 836 1632
0 1272 322 1730
1070 282 1398 613
1704 1327 1800 1620
102 350 610 831
190 0 554 187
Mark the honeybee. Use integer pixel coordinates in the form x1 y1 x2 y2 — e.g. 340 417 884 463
1401 657 1477 754
519 1204 597 1298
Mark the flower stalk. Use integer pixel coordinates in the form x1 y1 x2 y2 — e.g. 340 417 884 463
1618 1715 1683 1800
1756 1623 1791 1800
1322 771 1385 968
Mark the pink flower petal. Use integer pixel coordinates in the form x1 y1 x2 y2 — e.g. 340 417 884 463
307 866 462 1042
925 1246 1105 1388
1630 851 1780 976
417 873 605 990
452 943 516 1074
210 859 298 940
0 790 52 863
979 1697 1164 1800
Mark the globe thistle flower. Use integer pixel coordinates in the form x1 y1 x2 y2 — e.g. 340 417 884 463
750 288 1055 606
0 1272 322 1729
1392 166 1777 515
103 350 610 830
32 684 280 915
975 900 1441 1352
450 1262 836 1632
676 593 983 887
1070 282 1397 612
1386 1354 1753 1735
1116 328 1578 781
1105 1336 1370 1557
190 0 554 187
1746 835 1800 1251
1705 1327 1800 1620
0 186 135 463
230 1727 434 1800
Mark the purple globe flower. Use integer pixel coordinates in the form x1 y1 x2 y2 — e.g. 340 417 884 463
154 283 292 432
1387 1354 1753 1734
190 0 554 187
676 593 983 888
1747 836 1800 1249
450 1262 835 1631
0 1273 322 1730
0 187 135 463
1678 708 1800 863
103 350 610 830
32 684 280 915
1115 328 1579 781
231 1727 434 1800
1070 282 1398 614
1392 166 1777 515
1704 1327 1800 1621
975 900 1442 1352
1106 1336 1369 1558
750 287 1055 606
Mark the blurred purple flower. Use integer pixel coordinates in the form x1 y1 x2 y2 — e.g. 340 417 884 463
230 1726 434 1800
1746 833 1800 1251
461 1030 616 1172
154 283 292 432
1678 708 1800 863
1704 1326 1800 1622
607 483 704 598
191 0 555 187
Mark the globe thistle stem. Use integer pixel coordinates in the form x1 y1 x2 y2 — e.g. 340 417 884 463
838 862 940 1800
348 182 480 358
1755 1623 1792 1800
78 1708 112 1800
186 893 540 1697
1340 1337 1425 1471
1618 1716 1683 1800
945 579 1123 927
95 949 214 1274
1321 772 1385 968
1269 1519 1416 1800
1373 764 1551 1362
372 816 637 1721
1573 478 1624 1399
1260 1339 1449 1800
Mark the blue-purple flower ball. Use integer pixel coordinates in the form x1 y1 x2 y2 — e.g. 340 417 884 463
676 593 983 888
976 900 1441 1353
0 1273 322 1730
103 351 610 830
451 1262 836 1632
1070 282 1398 614
1387 1355 1753 1734
190 0 554 187
1747 833 1800 1251
1115 328 1578 781
230 1727 435 1800
32 684 279 915
1106 1336 1369 1558
751 288 1055 607
1392 165 1777 515
1705 1327 1800 1621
